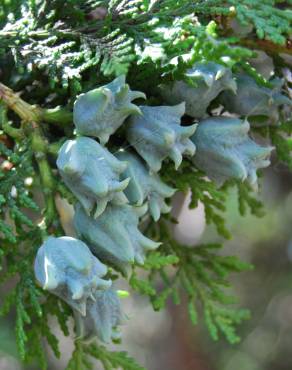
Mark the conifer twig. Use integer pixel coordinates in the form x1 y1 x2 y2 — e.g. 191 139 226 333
0 83 72 127
239 38 292 56
0 82 64 231
0 83 43 123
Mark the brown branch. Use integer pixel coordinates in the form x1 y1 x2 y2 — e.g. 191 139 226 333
0 82 64 232
0 82 72 126
239 38 292 56
0 83 43 123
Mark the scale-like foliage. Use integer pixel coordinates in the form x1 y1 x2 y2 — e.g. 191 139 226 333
0 0 263 96
194 0 292 44
0 141 38 243
131 220 252 344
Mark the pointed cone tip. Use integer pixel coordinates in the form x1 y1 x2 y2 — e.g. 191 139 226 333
175 102 186 116
149 201 161 222
76 301 87 317
130 103 143 115
226 79 237 94
170 148 183 169
111 178 130 192
120 177 131 190
161 203 171 214
99 132 110 145
90 293 96 302
203 74 214 87
134 203 148 217
135 253 145 265
131 91 146 101
215 68 226 80
93 199 107 218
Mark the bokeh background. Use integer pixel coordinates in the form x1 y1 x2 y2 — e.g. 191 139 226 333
0 52 291 370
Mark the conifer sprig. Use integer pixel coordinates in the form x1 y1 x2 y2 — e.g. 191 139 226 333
132 219 253 344
0 1 291 369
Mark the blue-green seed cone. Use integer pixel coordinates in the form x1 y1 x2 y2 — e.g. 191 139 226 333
73 75 145 144
57 137 130 218
126 103 196 172
34 236 111 316
220 73 292 125
160 61 236 118
116 150 175 221
73 203 161 275
191 116 273 187
74 288 124 343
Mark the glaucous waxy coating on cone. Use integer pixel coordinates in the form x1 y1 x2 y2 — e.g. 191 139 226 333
116 150 176 221
74 288 124 343
56 137 130 218
160 62 236 118
74 203 161 275
126 103 197 172
220 74 292 125
34 237 111 316
191 117 273 188
73 75 146 144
